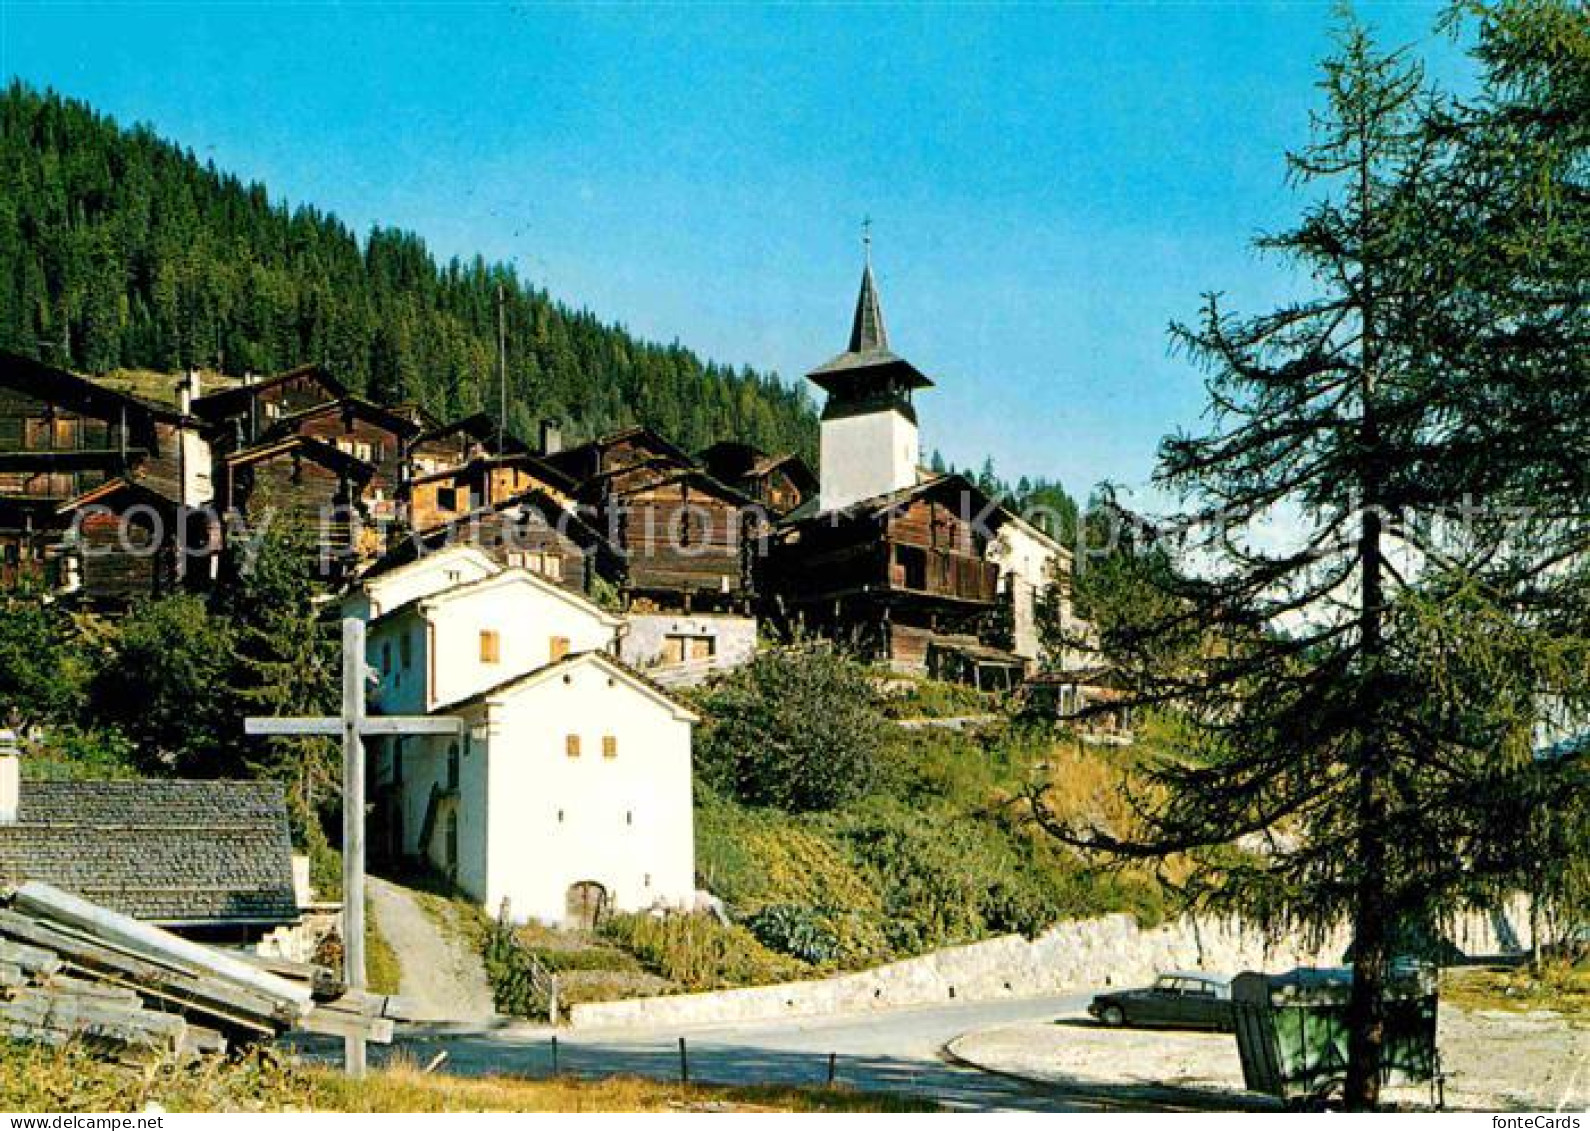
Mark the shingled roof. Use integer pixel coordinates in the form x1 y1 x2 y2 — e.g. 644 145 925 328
0 780 299 926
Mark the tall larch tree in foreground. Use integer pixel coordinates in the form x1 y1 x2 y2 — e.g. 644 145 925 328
1037 8 1589 1108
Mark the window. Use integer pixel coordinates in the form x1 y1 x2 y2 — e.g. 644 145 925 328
479 630 500 663
602 735 617 759
437 487 458 511
399 633 412 670
381 641 392 675
23 418 49 450
391 739 404 785
550 635 571 662
566 734 581 758
52 417 79 450
447 742 460 790
662 635 715 665
540 554 563 581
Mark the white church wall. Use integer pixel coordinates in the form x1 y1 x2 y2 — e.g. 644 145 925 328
481 664 695 925
819 408 918 513
987 517 1069 664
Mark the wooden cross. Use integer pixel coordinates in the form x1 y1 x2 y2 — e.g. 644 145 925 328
246 617 462 1077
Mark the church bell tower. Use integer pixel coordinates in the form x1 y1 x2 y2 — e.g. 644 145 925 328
809 240 933 513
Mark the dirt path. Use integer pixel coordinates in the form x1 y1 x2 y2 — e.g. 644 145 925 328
368 876 497 1023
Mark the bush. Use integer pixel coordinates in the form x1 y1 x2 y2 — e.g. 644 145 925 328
695 794 879 914
742 904 891 968
0 593 90 728
695 647 884 812
602 913 806 991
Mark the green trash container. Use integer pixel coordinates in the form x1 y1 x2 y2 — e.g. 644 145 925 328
1231 965 1439 1107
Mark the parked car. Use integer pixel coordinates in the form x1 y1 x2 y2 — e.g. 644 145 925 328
1088 971 1234 1031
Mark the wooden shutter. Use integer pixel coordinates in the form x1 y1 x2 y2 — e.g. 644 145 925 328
550 635 571 661
480 630 500 663
603 735 617 759
566 734 581 759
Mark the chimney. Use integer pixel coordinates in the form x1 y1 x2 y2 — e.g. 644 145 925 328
0 730 19 824
539 417 563 456
177 369 202 415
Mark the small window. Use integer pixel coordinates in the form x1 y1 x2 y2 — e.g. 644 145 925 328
551 636 571 662
602 735 617 759
566 734 581 759
447 742 460 790
399 633 412 670
381 641 392 675
541 555 563 581
480 630 500 663
437 486 458 511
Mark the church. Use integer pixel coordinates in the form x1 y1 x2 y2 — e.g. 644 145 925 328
768 249 1072 686
345 544 699 927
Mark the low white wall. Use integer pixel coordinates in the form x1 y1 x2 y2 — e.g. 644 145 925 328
569 913 1347 1029
568 901 1536 1030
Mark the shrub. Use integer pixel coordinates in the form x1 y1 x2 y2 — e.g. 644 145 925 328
742 904 892 968
602 913 806 991
695 794 879 914
695 647 884 812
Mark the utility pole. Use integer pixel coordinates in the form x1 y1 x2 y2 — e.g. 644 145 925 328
497 282 508 452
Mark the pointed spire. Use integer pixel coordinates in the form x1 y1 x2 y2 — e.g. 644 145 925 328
848 248 889 355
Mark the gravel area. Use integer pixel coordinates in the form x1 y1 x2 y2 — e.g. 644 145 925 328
947 1005 1586 1111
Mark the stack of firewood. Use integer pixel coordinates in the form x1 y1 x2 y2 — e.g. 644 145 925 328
0 881 392 1062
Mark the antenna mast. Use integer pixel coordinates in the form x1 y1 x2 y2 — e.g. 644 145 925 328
496 282 508 451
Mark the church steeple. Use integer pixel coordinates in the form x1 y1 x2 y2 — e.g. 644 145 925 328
807 233 934 513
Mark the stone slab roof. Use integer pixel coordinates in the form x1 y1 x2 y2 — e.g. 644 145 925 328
0 780 299 926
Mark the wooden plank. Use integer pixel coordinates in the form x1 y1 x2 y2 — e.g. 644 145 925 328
9 882 312 1011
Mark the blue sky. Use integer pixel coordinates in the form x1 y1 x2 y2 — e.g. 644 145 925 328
1 1 1468 499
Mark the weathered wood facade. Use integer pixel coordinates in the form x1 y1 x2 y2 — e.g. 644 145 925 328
215 436 375 578
57 479 184 603
191 365 347 454
768 474 1010 673
407 454 575 534
262 397 419 524
698 442 816 517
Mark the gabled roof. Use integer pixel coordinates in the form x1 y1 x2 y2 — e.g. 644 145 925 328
0 779 298 926
0 350 189 425
189 363 347 420
262 395 423 442
55 476 179 516
441 649 699 723
408 450 579 496
784 472 994 531
223 433 377 480
698 443 817 493
411 412 531 455
355 542 503 606
584 462 762 509
543 425 697 479
372 562 623 631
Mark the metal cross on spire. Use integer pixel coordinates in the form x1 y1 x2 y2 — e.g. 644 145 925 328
245 617 462 1077
862 214 873 267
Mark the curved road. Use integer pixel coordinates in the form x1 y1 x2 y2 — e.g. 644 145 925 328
291 992 1257 1111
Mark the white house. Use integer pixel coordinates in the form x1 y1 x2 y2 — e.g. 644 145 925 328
346 544 699 927
985 509 1073 670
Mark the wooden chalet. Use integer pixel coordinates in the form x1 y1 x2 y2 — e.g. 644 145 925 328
407 451 577 534
541 425 695 484
405 411 537 478
0 352 208 597
55 478 187 603
365 488 620 596
215 435 376 577
261 396 420 525
544 427 767 611
190 364 348 453
769 473 1016 675
698 441 817 517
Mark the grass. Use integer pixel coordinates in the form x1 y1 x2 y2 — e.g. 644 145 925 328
365 896 404 996
1442 961 1590 1020
0 1041 936 1112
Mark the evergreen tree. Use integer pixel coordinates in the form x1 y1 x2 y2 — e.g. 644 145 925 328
1034 16 1589 1107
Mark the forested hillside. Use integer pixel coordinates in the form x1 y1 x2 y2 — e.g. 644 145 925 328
0 83 817 458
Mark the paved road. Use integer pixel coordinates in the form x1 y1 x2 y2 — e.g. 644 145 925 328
293 994 1100 1111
